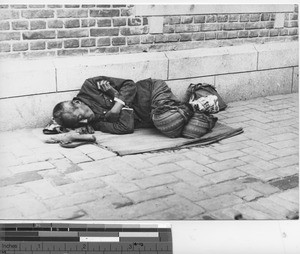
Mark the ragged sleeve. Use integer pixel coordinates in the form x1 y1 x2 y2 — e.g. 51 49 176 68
88 76 137 106
92 108 135 134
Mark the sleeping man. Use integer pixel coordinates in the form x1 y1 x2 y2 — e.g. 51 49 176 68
52 76 194 138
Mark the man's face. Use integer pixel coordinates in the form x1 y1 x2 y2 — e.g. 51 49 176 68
64 100 95 126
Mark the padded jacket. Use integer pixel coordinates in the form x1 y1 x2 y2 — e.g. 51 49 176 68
75 76 186 134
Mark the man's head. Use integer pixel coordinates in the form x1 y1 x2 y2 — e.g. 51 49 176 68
53 100 95 128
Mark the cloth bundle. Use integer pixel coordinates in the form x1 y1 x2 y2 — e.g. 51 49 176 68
189 94 219 114
182 82 227 139
183 83 227 111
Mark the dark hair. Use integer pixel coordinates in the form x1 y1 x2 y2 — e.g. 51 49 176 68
53 101 78 128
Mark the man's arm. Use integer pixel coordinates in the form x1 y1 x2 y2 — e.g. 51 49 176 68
92 108 134 134
90 76 137 106
96 80 127 122
104 100 124 122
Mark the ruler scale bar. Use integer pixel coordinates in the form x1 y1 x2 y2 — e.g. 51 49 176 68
1 242 173 251
0 223 173 253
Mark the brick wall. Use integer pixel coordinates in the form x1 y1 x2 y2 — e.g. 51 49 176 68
0 4 298 59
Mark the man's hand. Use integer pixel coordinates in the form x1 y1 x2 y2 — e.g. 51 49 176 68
97 80 111 91
97 80 118 98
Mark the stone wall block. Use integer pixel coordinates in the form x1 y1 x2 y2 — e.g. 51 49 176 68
0 59 56 98
215 68 293 102
0 91 77 131
166 44 257 79
255 42 299 70
55 52 168 91
292 67 299 93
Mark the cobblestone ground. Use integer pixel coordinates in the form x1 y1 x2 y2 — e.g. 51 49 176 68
0 93 298 220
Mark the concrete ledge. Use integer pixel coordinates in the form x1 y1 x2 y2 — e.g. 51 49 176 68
215 68 293 102
55 52 168 91
0 59 56 99
292 67 299 93
0 41 297 99
166 45 258 79
0 91 77 131
255 42 299 70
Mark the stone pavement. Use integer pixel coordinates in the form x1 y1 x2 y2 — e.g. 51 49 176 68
0 93 298 220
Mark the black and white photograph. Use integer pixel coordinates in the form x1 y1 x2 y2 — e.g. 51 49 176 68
0 1 298 225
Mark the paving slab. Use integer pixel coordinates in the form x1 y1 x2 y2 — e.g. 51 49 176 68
196 194 244 211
